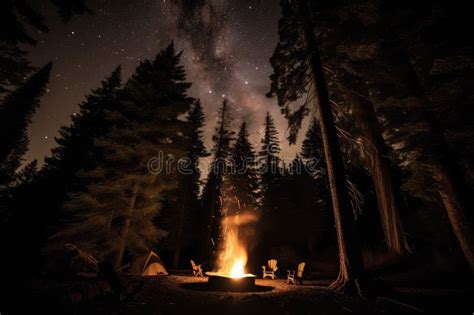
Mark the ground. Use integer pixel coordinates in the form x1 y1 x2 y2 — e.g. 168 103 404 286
35 273 473 314
113 275 472 315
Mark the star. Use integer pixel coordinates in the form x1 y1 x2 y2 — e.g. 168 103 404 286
24 0 288 165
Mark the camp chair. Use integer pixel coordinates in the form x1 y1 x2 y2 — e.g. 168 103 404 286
190 260 204 277
287 262 305 284
262 259 278 279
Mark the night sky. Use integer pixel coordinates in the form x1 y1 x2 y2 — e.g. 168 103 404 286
25 0 304 166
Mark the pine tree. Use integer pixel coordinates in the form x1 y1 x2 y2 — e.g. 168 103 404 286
44 65 122 176
297 0 414 256
267 0 365 294
33 66 123 234
259 112 281 175
301 120 326 179
50 43 194 267
15 160 38 186
226 122 259 211
201 99 234 261
0 62 52 171
0 0 48 96
187 100 209 199
0 64 51 305
285 156 329 256
258 112 281 215
310 0 474 270
171 100 209 268
381 1 474 271
0 0 90 97
0 62 51 220
257 112 287 264
0 43 34 97
300 120 331 240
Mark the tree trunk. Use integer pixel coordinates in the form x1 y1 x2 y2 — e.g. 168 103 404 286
416 99 474 272
173 188 187 268
348 93 412 255
298 0 365 295
114 180 140 268
406 51 474 271
434 162 474 271
424 106 474 272
371 146 411 254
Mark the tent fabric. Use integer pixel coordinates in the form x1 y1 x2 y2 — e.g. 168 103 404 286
130 250 168 276
142 262 167 276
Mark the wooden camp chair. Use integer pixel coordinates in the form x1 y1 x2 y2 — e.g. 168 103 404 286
287 262 305 284
190 260 204 277
262 259 278 279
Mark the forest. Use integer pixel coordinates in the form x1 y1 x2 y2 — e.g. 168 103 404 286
0 0 473 314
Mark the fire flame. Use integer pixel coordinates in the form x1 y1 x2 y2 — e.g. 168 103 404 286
216 213 256 278
218 228 248 278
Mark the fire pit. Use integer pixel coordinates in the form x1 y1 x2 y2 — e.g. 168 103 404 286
202 212 259 292
206 272 256 292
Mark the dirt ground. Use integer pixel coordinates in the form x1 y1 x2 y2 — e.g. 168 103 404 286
112 275 473 315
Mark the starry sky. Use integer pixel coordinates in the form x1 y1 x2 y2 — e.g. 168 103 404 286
26 0 305 165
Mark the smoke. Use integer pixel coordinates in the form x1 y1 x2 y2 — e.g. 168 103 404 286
223 212 258 228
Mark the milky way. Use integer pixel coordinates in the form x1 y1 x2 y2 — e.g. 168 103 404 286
26 0 304 165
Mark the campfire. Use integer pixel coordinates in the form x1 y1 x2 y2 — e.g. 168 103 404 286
206 213 257 291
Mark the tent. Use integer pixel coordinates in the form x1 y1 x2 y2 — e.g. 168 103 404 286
130 250 168 276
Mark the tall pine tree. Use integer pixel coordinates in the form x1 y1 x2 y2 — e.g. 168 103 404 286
170 100 209 268
267 0 365 293
0 0 90 97
201 99 234 261
49 43 194 267
258 112 281 214
308 0 474 270
0 62 51 220
225 121 259 211
34 66 123 234
257 112 286 263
